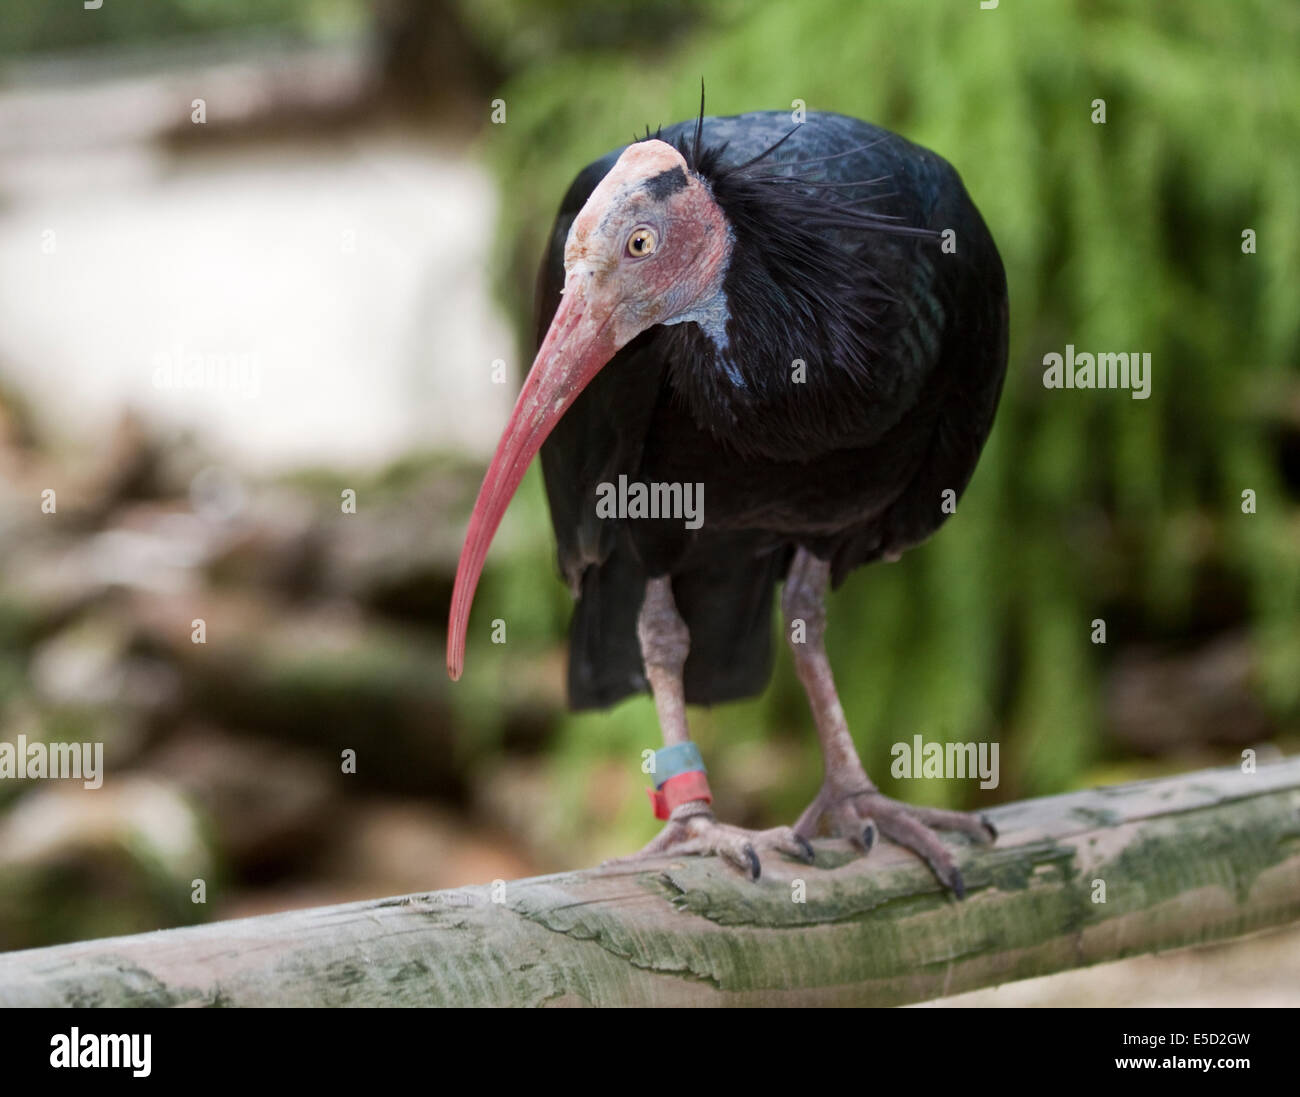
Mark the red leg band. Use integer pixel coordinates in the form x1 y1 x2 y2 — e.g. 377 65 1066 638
648 770 713 820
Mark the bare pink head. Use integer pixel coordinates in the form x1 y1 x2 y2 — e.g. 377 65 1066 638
447 140 732 680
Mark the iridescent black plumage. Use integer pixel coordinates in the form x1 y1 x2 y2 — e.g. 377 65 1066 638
537 111 1008 709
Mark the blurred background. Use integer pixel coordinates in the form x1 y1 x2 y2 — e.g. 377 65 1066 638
0 0 1297 1003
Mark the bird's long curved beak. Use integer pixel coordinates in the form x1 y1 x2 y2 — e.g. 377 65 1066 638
447 280 620 680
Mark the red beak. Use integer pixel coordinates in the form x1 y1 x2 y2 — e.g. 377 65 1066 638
447 280 621 680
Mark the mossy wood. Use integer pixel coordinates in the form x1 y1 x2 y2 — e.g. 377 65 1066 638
2 759 1298 1007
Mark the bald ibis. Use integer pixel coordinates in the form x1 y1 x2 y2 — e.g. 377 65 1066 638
448 109 1008 894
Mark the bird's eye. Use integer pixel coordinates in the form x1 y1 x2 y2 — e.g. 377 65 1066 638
626 226 658 258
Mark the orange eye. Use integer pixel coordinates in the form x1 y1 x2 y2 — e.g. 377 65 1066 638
626 226 658 257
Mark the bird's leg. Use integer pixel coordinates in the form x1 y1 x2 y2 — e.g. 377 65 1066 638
605 576 813 880
783 547 995 897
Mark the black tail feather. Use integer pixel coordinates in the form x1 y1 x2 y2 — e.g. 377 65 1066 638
566 533 791 710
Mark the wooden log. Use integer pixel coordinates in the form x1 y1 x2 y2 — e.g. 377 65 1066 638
1 759 1298 1006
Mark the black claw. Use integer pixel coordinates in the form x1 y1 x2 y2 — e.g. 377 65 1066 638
925 857 965 900
744 845 761 881
794 834 816 863
980 814 998 842
861 824 875 852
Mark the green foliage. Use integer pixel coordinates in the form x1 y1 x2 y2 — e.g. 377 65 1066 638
0 0 362 60
476 0 1300 850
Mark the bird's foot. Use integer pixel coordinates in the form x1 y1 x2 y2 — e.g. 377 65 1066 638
794 780 996 898
604 800 815 881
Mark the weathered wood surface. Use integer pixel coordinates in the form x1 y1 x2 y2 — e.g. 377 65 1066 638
1 759 1298 1006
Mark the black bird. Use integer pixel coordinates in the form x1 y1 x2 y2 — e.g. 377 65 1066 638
448 108 1008 893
